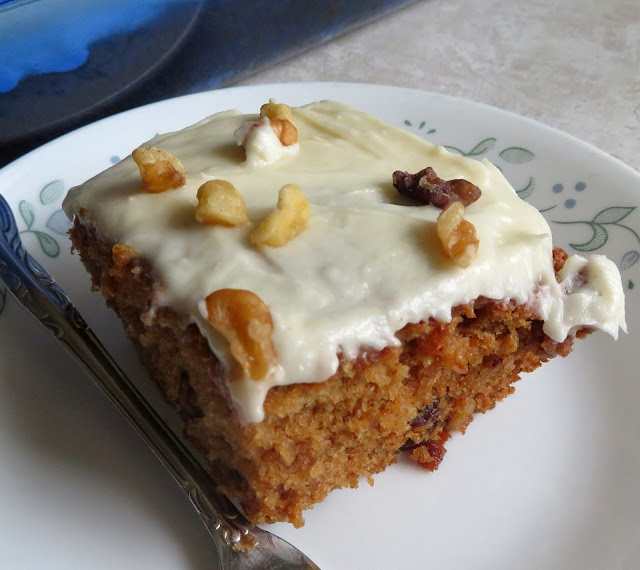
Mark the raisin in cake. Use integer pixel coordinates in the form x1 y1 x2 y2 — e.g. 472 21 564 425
63 99 626 527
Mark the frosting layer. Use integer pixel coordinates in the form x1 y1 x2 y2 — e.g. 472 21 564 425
63 101 626 422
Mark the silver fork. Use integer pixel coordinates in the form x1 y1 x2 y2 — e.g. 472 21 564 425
0 193 320 570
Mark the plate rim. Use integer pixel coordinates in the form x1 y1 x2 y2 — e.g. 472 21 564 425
0 80 638 570
2 81 639 185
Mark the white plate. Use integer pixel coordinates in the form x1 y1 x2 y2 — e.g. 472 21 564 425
1 83 638 569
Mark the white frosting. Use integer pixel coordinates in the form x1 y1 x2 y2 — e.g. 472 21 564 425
537 254 626 341
233 116 299 167
63 101 627 422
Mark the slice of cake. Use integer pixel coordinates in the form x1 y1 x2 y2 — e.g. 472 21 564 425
63 99 626 527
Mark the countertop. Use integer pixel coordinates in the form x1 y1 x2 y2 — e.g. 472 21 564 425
236 0 640 173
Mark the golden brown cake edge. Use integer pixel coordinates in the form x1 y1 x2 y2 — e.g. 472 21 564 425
69 218 585 527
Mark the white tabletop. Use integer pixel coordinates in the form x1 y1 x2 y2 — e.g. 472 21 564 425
236 0 640 173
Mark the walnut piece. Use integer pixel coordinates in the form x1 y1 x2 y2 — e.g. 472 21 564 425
436 201 479 268
268 118 298 146
393 167 481 208
205 289 276 382
260 99 298 146
132 146 186 193
195 179 249 226
260 99 295 122
251 184 310 247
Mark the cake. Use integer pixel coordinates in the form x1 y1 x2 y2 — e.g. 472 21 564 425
62 99 626 527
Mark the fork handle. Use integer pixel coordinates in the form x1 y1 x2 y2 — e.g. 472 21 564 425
0 193 254 550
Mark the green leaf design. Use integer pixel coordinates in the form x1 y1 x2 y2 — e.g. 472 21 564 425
516 176 535 199
404 120 411 126
592 206 635 225
18 200 35 230
630 280 635 290
499 147 535 164
554 204 639 254
621 250 640 271
34 231 60 258
0 284 6 316
39 180 64 205
467 138 496 156
570 223 608 252
419 121 426 129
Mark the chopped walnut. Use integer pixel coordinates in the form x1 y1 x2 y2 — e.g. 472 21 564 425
251 184 310 247
260 99 295 123
205 289 276 381
268 118 298 146
393 167 481 208
132 146 186 193
436 201 479 268
195 180 249 226
260 99 298 146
